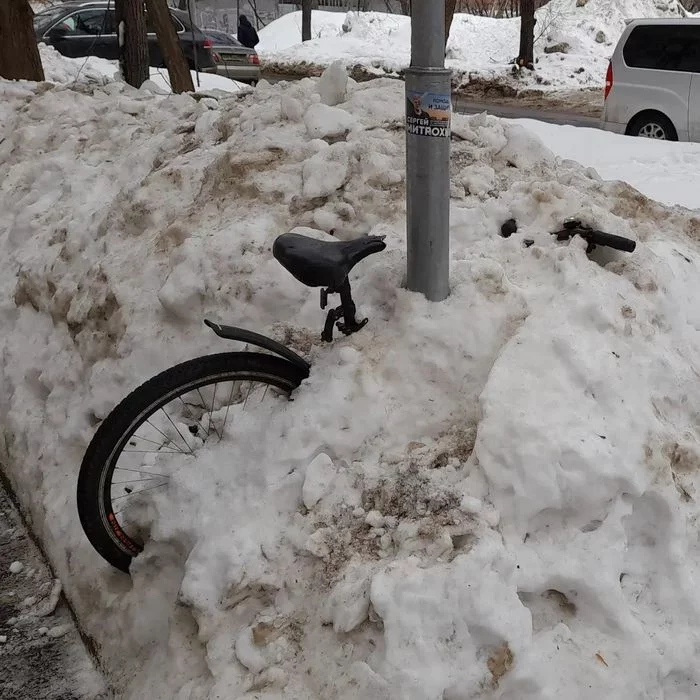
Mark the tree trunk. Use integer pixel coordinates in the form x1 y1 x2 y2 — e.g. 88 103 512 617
0 0 45 81
145 0 193 92
518 0 535 68
445 0 457 49
399 0 411 14
116 0 149 88
301 0 312 42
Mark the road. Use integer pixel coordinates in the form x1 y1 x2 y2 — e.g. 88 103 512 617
0 474 107 700
452 97 601 129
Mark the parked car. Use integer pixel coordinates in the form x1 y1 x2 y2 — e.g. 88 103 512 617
601 18 700 142
33 0 216 72
203 29 261 85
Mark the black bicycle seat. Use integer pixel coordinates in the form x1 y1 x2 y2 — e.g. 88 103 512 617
273 233 386 290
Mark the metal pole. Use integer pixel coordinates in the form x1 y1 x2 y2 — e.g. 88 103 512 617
405 0 451 301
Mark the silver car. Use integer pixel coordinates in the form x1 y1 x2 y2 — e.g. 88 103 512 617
204 29 261 85
601 18 700 142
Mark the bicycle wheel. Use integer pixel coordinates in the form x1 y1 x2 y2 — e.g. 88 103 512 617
77 352 307 573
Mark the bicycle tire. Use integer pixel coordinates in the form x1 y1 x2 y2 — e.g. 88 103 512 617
77 352 307 573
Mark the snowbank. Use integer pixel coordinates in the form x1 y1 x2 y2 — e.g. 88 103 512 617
146 67 248 94
37 43 245 94
258 0 686 91
2 67 700 700
39 43 118 85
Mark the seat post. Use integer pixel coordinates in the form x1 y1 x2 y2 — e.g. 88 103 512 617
337 278 359 327
320 277 369 342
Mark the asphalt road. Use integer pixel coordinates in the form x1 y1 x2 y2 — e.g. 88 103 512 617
0 475 107 700
452 97 601 129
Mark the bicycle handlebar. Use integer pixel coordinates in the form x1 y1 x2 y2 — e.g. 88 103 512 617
552 220 636 253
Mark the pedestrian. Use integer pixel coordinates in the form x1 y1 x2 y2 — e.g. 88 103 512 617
237 14 259 49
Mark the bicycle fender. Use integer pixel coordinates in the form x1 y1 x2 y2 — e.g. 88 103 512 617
204 319 311 375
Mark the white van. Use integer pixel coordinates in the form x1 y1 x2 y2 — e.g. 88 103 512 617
601 18 700 142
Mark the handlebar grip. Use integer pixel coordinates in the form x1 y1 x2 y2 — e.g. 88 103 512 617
586 230 636 252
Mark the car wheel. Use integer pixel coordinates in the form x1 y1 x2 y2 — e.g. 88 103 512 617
627 113 677 141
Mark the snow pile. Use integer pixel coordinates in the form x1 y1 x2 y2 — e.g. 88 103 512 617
259 0 686 90
256 10 347 52
3 66 700 700
39 43 118 85
37 42 245 94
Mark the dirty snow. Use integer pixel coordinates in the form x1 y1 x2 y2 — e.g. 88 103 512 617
258 0 686 91
2 61 700 700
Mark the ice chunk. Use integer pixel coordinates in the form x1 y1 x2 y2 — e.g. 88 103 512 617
318 61 349 106
304 103 353 140
302 453 336 509
234 627 268 674
280 95 304 122
323 564 372 633
302 143 350 198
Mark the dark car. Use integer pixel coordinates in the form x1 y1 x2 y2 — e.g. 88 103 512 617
203 29 260 84
33 0 215 72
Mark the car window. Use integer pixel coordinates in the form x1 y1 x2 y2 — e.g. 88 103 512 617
34 7 70 33
145 13 184 33
205 31 239 46
624 25 700 73
50 9 114 36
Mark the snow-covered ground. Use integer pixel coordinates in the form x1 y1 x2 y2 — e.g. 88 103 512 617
515 119 700 209
259 0 686 91
3 62 700 700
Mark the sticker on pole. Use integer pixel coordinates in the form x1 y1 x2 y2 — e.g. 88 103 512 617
406 91 451 138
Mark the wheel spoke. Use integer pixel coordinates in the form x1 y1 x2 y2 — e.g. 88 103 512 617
143 418 188 454
160 407 194 455
111 481 169 502
112 477 167 485
114 466 169 478
122 449 184 454
128 433 177 450
243 381 255 410
195 388 212 437
177 395 208 438
209 382 222 440
221 380 237 439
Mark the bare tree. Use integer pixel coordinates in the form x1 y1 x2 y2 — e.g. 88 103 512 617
517 0 535 67
246 0 266 29
302 0 312 41
116 0 149 87
0 0 45 81
145 0 193 92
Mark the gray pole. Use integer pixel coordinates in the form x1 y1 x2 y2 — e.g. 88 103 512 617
405 0 451 301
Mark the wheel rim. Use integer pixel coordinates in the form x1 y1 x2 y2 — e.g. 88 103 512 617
97 371 295 557
638 122 667 139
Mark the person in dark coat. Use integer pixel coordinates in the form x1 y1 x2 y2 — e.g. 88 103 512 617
237 15 259 49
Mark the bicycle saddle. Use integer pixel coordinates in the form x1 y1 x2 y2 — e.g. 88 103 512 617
273 233 386 290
